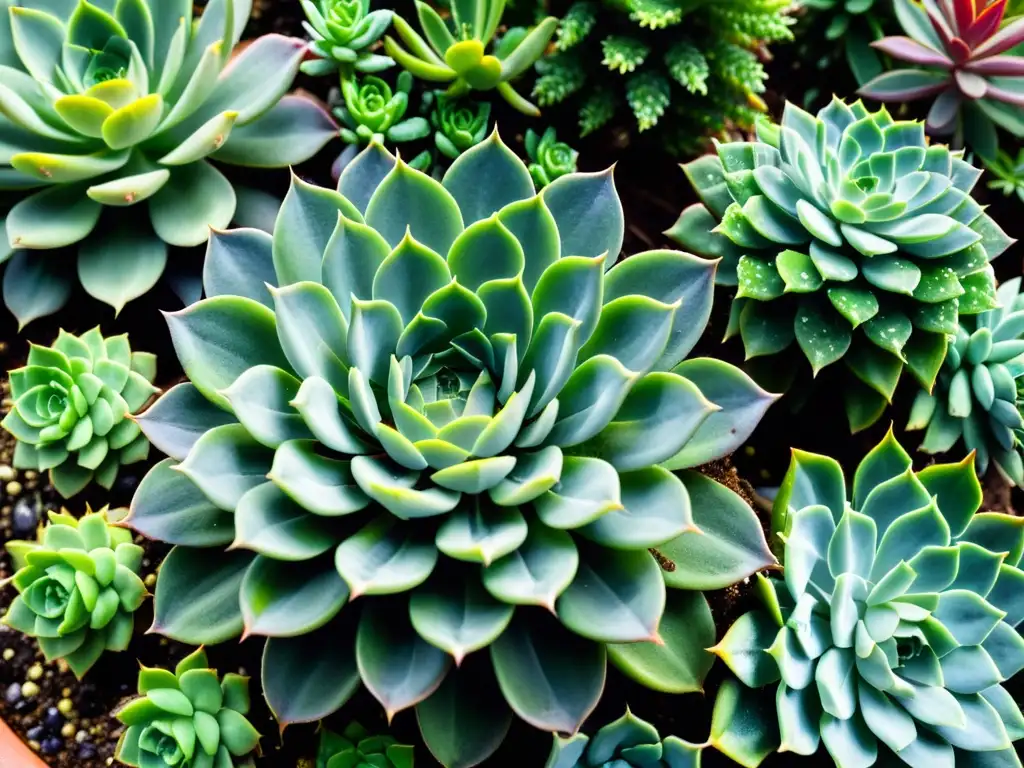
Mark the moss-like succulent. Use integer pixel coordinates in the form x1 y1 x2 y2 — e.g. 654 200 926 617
908 277 1024 485
300 0 395 76
525 126 578 190
114 648 260 768
668 97 1013 432
0 0 338 325
427 91 491 161
2 507 145 677
712 430 1024 767
127 132 777 766
2 327 158 497
316 722 414 768
547 709 701 767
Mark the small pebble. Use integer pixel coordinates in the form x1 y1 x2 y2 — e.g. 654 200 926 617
2 648 13 661
0 464 14 482
27 663 43 680
11 496 40 537
144 574 156 588
61 723 76 738
57 697 74 715
78 743 97 760
24 470 36 480
26 725 44 741
21 681 40 698
43 706 64 729
75 730 88 744
5 480 22 496
28 740 40 752
4 682 21 704
41 737 62 756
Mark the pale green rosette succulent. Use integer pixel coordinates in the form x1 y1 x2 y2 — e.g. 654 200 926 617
546 710 702 767
0 0 338 325
712 431 1024 767
2 507 146 677
335 71 430 148
428 91 490 161
127 132 777 766
525 127 578 190
300 0 395 76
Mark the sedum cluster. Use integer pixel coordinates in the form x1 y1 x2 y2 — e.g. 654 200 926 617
669 97 1012 432
316 722 414 768
127 132 777 766
2 327 158 497
114 648 260 768
546 710 701 767
2 507 145 677
713 431 1024 767
908 277 1024 485
0 0 337 325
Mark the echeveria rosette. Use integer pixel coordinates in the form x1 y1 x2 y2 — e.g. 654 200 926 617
316 722 414 768
0 0 338 326
127 132 778 767
712 431 1024 767
114 648 260 768
2 327 158 497
667 97 1013 433
334 71 430 162
907 276 1024 485
428 91 490 161
546 710 702 767
859 0 1024 160
300 0 395 76
384 0 557 116
2 507 145 677
525 127 578 190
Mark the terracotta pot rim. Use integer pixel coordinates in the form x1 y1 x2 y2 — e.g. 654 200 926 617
0 714 49 768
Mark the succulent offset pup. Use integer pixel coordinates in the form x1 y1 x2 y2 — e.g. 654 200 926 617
316 722 414 768
127 132 778 766
114 648 261 768
300 0 395 76
1 327 158 497
0 0 338 325
908 276 1024 485
427 91 491 161
2 507 146 677
525 127 579 190
712 430 1024 767
546 709 701 767
669 97 1013 432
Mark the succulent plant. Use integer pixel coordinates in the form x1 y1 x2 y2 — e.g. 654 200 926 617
986 147 1024 203
859 0 1024 160
798 0 889 85
2 507 145 677
427 91 491 161
384 0 557 115
546 710 702 767
907 277 1024 485
316 722 414 768
712 430 1024 767
300 0 395 76
335 71 431 149
127 132 778 766
668 97 1013 432
2 327 158 497
0 0 338 326
114 648 260 768
525 127 578 190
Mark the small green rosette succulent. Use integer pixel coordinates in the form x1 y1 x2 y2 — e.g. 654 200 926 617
114 648 261 768
712 430 1024 767
668 97 1013 432
428 91 490 160
2 507 145 677
908 277 1024 485
300 0 395 76
336 71 430 148
525 127 578 190
0 0 338 325
2 327 158 497
128 132 777 766
546 710 701 767
316 722 414 768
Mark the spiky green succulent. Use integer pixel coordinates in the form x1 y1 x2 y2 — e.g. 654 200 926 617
525 126 578 190
384 0 557 115
127 132 777 766
316 722 414 768
546 709 701 767
1 327 157 497
668 97 1013 432
2 507 145 677
908 277 1024 486
427 91 490 161
712 431 1024 767
114 648 260 768
0 0 338 326
300 0 395 76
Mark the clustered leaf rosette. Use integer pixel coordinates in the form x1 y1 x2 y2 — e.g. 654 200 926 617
546 709 702 767
907 277 1024 485
2 327 158 497
525 127 579 190
668 97 1013 432
711 430 1024 767
300 0 395 76
126 132 778 767
0 0 339 326
427 91 490 161
384 0 557 116
335 71 430 150
316 722 414 768
859 0 1024 160
2 507 145 677
114 648 261 768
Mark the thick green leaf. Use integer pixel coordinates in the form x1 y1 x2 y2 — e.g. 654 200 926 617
233 482 338 560
2 251 74 330
149 161 235 248
365 157 464 253
482 522 578 610
126 459 234 546
77 217 167 313
203 227 275 309
710 610 781 687
335 515 437 596
579 466 692 550
709 679 779 768
441 130 534 225
268 439 369 517
240 554 347 637
175 424 274 511
222 365 311 449
134 383 236 462
409 580 514 664
541 168 623 264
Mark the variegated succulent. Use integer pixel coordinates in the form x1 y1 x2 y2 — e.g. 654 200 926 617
908 277 1024 486
546 710 701 767
0 0 337 325
2 327 157 497
127 133 777 766
316 722 414 768
668 97 1012 432
2 507 145 677
300 0 395 76
114 648 260 768
712 431 1024 767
